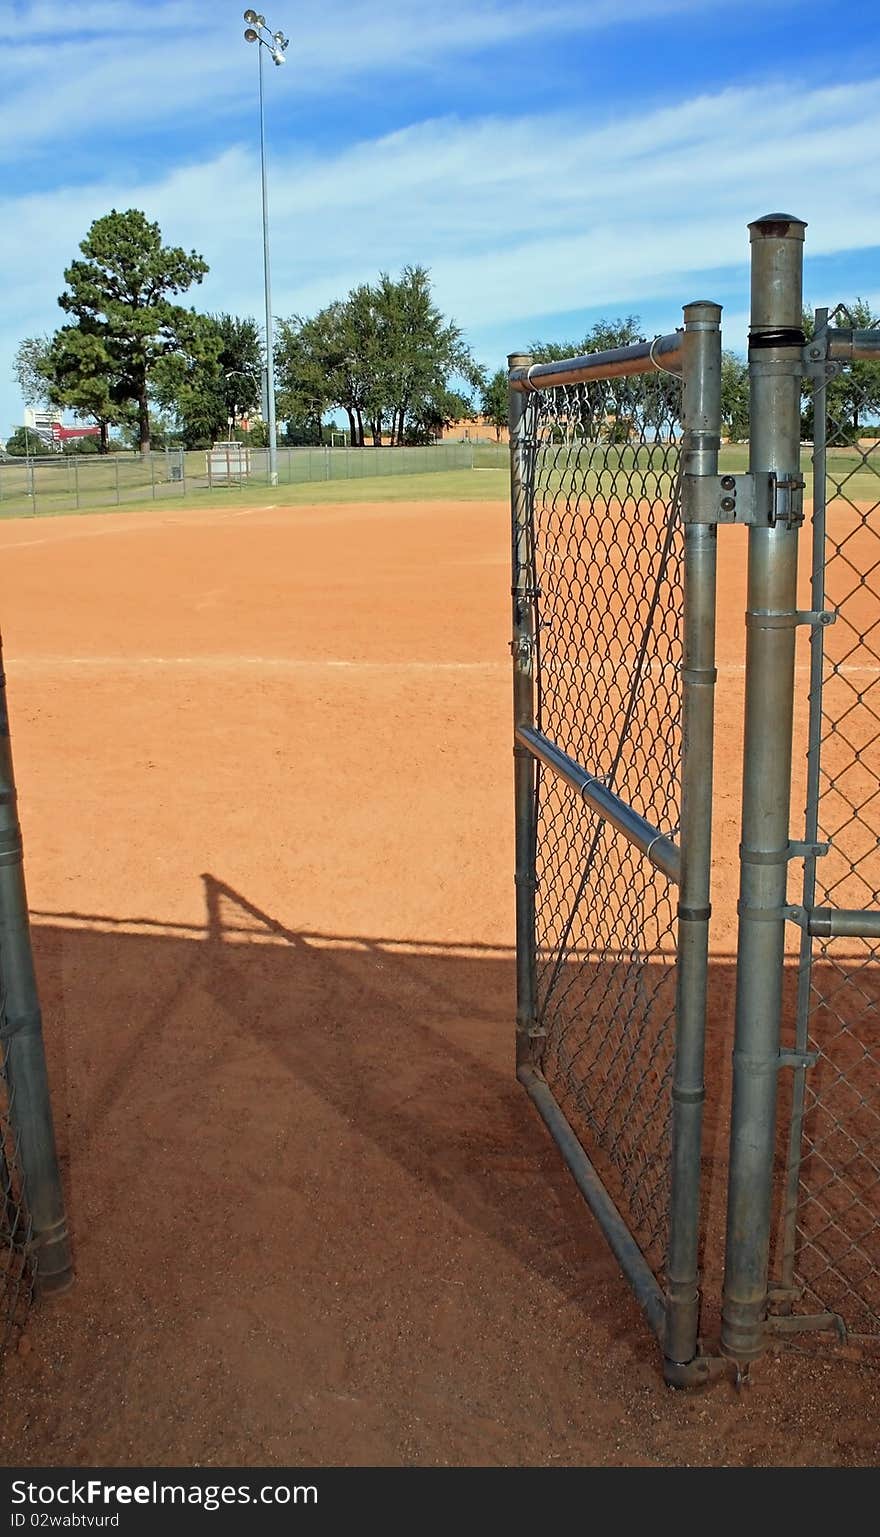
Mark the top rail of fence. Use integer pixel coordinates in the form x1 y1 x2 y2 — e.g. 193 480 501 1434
509 331 684 392
826 327 880 362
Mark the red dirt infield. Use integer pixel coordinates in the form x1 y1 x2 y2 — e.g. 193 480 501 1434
0 496 875 1467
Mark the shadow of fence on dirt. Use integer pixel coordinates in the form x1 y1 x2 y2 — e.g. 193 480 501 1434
29 875 656 1358
25 874 879 1366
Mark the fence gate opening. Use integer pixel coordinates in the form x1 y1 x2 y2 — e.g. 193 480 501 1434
509 214 880 1384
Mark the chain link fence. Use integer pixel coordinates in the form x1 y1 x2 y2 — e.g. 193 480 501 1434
0 1055 35 1352
0 440 494 518
784 307 880 1338
528 379 684 1273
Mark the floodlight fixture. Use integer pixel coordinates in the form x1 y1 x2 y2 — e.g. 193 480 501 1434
271 49 286 64
243 8 260 21
273 30 289 47
244 27 259 41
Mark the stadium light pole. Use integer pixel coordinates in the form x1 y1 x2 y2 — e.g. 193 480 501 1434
243 11 289 487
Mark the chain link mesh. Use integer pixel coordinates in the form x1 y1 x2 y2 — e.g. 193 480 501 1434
0 1047 35 1353
795 311 880 1335
526 370 683 1274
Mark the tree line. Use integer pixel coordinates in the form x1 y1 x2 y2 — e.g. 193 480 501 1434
11 207 879 458
12 209 488 457
480 311 880 446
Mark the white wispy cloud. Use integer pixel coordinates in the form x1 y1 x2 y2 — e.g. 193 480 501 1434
2 70 878 426
0 0 791 165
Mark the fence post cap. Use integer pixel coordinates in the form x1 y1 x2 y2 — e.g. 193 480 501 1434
749 213 807 239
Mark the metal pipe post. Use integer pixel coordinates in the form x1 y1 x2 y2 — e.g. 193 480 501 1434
721 215 807 1363
664 301 722 1371
0 636 72 1293
258 45 279 488
509 353 538 1068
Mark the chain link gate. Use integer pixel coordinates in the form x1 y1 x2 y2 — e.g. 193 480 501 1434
509 306 725 1386
510 216 880 1382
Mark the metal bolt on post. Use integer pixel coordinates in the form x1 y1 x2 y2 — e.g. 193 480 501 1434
721 215 807 1365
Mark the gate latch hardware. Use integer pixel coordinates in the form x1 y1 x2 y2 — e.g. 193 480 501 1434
682 471 806 528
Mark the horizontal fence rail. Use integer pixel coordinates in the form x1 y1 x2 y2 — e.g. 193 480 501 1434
515 726 681 882
509 333 684 392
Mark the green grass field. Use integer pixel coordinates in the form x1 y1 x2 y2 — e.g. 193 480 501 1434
0 466 511 520
0 444 876 523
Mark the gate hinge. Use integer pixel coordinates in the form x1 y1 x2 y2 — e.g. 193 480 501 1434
802 338 845 383
682 471 770 526
745 609 836 630
777 1048 819 1071
682 470 805 528
765 1310 847 1343
769 473 806 529
740 841 829 865
788 840 830 860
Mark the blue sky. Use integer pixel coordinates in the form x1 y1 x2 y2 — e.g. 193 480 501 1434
2 0 879 432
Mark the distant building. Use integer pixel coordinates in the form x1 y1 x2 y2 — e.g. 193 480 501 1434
441 414 509 444
24 407 63 450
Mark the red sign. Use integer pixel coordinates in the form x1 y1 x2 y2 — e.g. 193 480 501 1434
51 424 101 441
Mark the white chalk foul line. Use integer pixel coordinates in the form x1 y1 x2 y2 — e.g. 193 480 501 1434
8 656 506 672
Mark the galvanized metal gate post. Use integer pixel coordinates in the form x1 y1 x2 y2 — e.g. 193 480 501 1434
0 637 72 1294
509 353 539 1070
721 215 807 1363
664 302 722 1373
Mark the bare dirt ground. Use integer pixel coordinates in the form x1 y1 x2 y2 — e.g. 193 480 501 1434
0 496 876 1467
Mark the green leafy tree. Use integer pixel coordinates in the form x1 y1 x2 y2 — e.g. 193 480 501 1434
369 267 483 445
481 368 509 441
58 209 208 457
152 312 262 447
41 324 127 453
5 427 45 457
275 310 341 444
13 336 53 407
802 300 880 443
721 351 749 441
404 387 474 445
277 267 482 448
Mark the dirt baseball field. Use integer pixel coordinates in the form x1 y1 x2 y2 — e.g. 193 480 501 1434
0 492 875 1466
